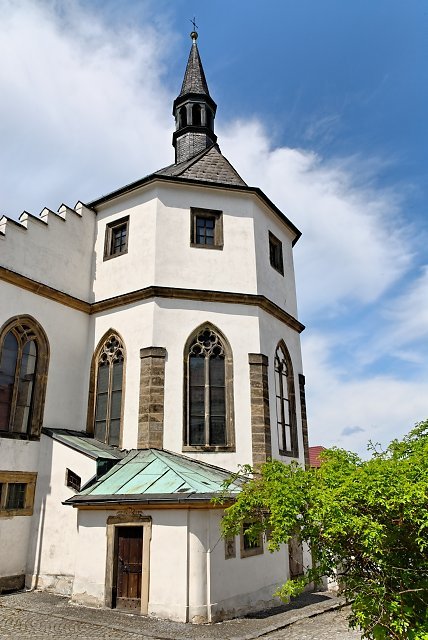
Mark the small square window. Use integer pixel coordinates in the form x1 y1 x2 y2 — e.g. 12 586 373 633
269 231 284 275
6 483 26 510
0 471 37 517
104 216 129 260
240 522 264 558
190 209 223 250
65 468 81 492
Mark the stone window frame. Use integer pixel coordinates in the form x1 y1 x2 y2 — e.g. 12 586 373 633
183 322 235 453
268 231 284 276
274 340 299 458
103 215 130 261
86 329 126 448
240 522 264 558
190 208 223 250
0 315 50 441
105 514 152 615
0 471 37 517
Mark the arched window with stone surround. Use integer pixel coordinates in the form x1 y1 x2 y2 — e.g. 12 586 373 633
87 330 125 447
274 341 298 457
0 316 49 438
184 324 234 451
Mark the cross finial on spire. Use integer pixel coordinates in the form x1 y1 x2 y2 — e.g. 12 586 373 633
190 17 198 41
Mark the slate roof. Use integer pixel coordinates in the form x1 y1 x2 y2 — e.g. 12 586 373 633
42 427 125 461
64 448 243 506
155 144 247 187
179 37 210 96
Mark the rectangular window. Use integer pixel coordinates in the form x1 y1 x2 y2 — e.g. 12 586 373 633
240 522 263 558
65 468 81 492
0 471 37 517
6 483 26 509
104 216 129 260
269 231 284 275
190 208 223 249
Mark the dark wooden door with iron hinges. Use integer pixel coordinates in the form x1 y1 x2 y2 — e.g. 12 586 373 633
115 527 143 611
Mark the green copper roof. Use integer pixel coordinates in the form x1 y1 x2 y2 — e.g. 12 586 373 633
65 448 242 506
42 428 125 461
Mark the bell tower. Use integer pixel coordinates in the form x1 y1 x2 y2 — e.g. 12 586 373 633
172 32 217 163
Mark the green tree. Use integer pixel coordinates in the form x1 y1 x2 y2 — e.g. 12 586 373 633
219 421 428 639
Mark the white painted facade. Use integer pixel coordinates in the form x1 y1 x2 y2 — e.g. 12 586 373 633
0 34 309 622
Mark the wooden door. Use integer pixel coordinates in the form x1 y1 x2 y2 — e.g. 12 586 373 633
115 526 143 611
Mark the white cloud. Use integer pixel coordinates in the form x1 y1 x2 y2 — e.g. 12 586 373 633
220 119 412 318
302 333 428 455
0 0 173 217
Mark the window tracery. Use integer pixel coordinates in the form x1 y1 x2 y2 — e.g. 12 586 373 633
274 342 298 457
0 317 49 438
184 325 234 450
90 332 125 447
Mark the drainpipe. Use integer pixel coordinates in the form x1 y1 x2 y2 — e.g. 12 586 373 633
206 511 212 623
185 508 190 623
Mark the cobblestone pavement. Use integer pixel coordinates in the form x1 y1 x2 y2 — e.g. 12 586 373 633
266 608 361 639
0 591 361 640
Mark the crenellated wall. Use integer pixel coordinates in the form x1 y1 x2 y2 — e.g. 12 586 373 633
0 201 96 302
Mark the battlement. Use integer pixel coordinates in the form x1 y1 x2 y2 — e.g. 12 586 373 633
0 201 96 302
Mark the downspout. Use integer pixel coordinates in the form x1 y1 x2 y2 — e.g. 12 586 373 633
185 508 190 623
206 510 212 623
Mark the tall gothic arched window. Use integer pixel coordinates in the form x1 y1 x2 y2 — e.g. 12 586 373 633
184 324 234 450
274 341 298 457
0 316 49 438
88 331 125 447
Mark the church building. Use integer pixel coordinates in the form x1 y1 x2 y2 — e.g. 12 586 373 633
0 32 310 622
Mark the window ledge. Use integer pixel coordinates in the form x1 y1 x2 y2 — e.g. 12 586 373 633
103 249 128 262
0 431 40 441
190 243 223 251
241 547 264 558
182 445 235 453
0 507 33 518
279 449 299 458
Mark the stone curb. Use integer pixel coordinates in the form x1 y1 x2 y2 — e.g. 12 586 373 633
228 598 345 640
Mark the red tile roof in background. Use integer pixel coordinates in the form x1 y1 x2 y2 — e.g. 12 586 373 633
308 446 327 468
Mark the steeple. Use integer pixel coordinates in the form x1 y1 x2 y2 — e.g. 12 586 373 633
173 32 217 164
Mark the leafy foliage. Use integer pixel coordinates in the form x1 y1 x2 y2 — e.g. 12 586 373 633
218 421 428 639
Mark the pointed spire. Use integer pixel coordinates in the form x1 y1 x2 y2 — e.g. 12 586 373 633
172 32 217 164
179 31 210 97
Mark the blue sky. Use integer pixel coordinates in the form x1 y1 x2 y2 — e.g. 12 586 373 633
1 0 427 455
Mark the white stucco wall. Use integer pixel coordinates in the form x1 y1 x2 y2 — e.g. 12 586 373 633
69 506 293 623
0 204 96 301
0 439 40 580
208 510 288 620
91 182 299 320
73 509 109 606
26 437 97 593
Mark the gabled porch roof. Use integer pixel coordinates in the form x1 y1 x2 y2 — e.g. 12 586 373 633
64 448 242 507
